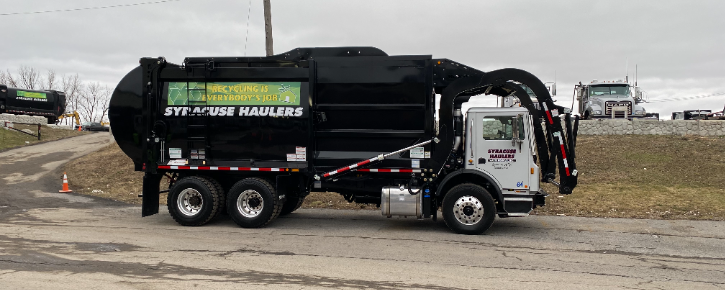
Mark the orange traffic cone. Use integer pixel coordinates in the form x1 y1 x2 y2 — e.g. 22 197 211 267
77 125 81 132
59 172 73 193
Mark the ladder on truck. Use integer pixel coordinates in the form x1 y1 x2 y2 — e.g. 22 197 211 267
185 82 210 164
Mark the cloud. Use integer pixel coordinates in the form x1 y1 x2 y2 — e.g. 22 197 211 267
1 0 723 119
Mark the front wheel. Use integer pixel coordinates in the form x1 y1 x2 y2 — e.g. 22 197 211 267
442 183 496 235
227 178 282 228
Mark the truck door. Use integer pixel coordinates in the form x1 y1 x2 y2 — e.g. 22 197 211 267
466 110 533 191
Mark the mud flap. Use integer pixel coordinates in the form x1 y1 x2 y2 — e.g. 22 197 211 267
142 173 162 217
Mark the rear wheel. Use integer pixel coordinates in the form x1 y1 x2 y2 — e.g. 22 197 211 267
204 176 226 217
442 183 496 235
280 195 305 216
227 177 282 228
167 176 222 226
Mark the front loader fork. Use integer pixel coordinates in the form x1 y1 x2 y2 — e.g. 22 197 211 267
544 112 578 194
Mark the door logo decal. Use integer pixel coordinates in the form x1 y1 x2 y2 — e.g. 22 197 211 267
487 148 517 163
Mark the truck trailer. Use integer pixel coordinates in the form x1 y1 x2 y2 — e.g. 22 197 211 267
109 47 578 234
0 85 67 124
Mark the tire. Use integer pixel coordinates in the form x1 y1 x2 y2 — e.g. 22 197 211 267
279 195 305 216
442 183 496 235
167 176 221 226
227 177 282 228
205 176 226 217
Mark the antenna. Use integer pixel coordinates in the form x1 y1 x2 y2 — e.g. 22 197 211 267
625 58 629 83
635 64 638 87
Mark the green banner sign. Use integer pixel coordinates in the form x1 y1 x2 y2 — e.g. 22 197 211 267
16 91 47 99
167 82 301 106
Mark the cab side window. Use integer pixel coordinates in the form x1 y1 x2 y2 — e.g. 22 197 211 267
482 116 525 140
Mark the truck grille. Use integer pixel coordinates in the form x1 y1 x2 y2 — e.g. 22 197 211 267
604 101 632 116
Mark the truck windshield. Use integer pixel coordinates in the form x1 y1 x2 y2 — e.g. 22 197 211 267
590 85 629 96
481 116 525 140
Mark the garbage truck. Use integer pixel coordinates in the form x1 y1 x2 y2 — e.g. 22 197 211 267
109 47 578 234
0 85 67 124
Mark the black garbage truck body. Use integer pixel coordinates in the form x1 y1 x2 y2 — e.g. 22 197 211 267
109 47 578 234
0 85 67 124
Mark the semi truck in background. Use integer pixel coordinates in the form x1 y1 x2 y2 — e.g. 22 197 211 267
109 47 578 235
575 80 650 119
0 85 67 124
672 109 724 120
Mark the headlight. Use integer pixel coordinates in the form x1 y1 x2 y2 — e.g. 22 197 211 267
635 110 644 115
593 110 602 115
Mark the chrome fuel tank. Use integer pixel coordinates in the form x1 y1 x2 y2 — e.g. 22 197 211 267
381 186 423 219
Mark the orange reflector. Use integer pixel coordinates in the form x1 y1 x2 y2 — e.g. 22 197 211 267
531 168 534 174
291 169 299 172
468 159 473 163
437 61 441 65
525 185 528 188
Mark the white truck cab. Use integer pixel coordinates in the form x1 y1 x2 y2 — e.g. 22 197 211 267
465 107 541 217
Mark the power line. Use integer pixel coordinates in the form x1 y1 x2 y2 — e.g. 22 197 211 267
0 0 183 16
646 92 725 103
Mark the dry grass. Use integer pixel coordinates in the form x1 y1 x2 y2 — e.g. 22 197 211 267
302 191 376 210
63 135 725 220
63 143 147 204
0 124 88 151
533 135 725 220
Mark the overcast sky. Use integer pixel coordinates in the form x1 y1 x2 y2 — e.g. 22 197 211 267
1 0 724 118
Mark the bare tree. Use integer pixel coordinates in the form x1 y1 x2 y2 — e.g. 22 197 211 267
18 66 40 89
3 69 18 87
42 70 57 90
79 82 110 122
61 73 83 125
97 84 111 123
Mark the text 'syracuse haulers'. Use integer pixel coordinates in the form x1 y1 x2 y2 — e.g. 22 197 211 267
109 47 579 234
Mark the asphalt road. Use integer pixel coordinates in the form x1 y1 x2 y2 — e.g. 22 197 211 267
1 133 724 289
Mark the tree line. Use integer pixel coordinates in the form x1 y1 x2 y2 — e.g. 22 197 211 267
0 66 110 124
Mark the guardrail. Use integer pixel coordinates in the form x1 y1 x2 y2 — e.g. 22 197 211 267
2 121 41 140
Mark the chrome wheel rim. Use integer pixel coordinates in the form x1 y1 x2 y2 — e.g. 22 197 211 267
453 195 484 225
177 188 203 216
237 189 264 218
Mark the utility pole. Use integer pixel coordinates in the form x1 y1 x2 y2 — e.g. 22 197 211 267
263 0 273 56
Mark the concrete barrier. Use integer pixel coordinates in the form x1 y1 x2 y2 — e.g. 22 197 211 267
577 119 725 136
0 113 48 125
